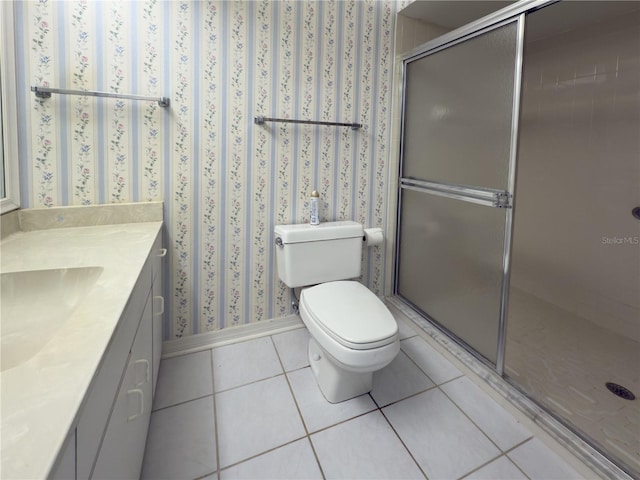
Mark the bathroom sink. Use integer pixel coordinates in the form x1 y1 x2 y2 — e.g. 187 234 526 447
0 266 103 372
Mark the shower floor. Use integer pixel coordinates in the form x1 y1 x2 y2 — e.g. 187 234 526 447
505 287 640 474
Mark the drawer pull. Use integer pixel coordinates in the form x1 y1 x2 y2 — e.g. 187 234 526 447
127 389 144 422
133 359 150 386
153 296 165 316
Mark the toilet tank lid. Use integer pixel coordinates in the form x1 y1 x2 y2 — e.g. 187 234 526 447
275 221 363 244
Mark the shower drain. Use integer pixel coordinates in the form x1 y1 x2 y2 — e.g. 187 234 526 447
605 382 636 400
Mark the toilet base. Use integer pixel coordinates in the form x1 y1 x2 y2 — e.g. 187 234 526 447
308 337 373 403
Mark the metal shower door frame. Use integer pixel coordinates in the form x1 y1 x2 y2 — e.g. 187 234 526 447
394 2 547 375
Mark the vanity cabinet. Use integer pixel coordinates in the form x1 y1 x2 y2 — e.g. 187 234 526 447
70 229 165 480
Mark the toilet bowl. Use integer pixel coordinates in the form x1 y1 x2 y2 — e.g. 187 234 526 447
299 281 399 403
274 221 400 403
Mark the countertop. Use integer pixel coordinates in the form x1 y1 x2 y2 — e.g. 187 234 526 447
1 216 162 479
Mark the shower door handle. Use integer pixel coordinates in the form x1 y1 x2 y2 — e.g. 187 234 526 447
400 178 512 208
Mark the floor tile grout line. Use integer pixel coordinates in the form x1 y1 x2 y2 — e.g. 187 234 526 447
438 381 535 456
269 334 327 480
210 336 285 393
377 405 429 480
396 344 439 388
481 437 536 480
399 337 464 388
151 391 215 414
437 383 510 456
209 349 222 480
216 434 309 474
303 404 381 436
193 470 216 480
457 452 532 480
269 335 310 436
213 370 285 395
503 436 536 455
373 383 440 410
501 438 537 479
437 374 466 388
303 436 328 480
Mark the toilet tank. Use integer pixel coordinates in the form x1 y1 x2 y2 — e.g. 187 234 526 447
274 221 364 288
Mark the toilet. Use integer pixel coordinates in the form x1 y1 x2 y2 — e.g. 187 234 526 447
274 221 400 403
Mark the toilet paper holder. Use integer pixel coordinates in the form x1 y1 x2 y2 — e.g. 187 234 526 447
362 228 384 247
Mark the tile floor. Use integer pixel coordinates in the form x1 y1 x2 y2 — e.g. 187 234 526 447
141 318 587 480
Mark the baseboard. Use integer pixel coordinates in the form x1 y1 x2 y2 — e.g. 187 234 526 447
162 314 304 359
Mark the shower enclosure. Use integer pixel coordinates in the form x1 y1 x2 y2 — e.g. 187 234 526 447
395 1 640 477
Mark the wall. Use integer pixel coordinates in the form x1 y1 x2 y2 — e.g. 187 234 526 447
15 0 396 339
510 9 640 341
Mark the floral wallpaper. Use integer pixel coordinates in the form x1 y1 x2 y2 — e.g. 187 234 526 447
15 0 397 339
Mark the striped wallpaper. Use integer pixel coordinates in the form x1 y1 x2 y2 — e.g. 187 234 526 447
14 0 397 339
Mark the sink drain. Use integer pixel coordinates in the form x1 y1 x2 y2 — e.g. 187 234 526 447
605 382 636 400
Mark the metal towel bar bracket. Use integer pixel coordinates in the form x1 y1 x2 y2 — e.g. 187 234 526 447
31 86 170 107
255 115 362 130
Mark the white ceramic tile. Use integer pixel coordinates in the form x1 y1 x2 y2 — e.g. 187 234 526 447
371 351 435 407
401 336 463 385
464 456 527 480
220 439 322 480
508 438 584 479
272 328 311 372
441 376 532 451
383 389 500 479
212 337 283 392
311 411 425 479
152 350 213 411
287 367 377 433
216 375 306 468
141 397 217 480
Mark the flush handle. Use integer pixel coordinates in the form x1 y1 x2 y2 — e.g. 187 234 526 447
275 237 284 248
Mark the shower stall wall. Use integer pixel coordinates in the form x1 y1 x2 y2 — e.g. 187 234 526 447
395 1 640 477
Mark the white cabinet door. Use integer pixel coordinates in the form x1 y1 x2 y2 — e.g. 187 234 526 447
91 293 153 480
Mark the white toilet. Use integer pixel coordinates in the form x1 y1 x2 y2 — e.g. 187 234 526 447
274 221 400 403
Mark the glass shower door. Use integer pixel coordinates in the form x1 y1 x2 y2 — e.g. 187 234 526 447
396 20 521 365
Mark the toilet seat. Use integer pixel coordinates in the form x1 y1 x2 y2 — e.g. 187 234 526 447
300 281 398 350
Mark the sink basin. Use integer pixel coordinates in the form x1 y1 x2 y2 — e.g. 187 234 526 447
1 267 103 372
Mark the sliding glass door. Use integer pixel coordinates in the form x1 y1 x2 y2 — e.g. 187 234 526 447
396 20 522 365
